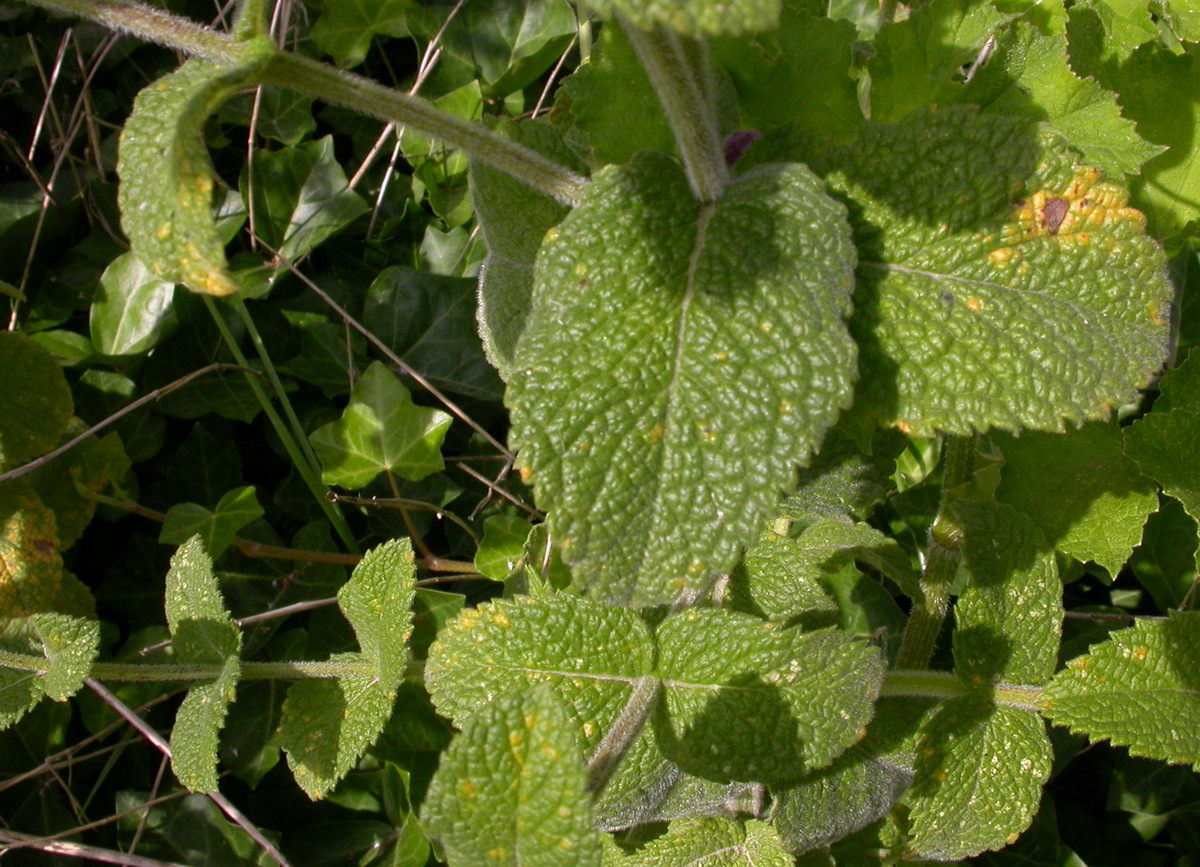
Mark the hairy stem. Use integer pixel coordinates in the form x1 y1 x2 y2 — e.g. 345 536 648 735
621 18 729 202
587 674 661 793
882 670 1044 713
895 435 976 670
21 0 588 205
0 657 428 682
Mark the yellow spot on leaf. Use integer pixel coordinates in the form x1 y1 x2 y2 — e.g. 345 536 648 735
519 465 533 483
492 610 512 628
965 296 983 313
156 222 172 240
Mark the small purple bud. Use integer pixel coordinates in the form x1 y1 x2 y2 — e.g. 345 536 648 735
723 130 762 167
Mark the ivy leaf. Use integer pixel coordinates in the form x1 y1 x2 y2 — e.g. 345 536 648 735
509 152 857 606
164 537 242 793
310 0 412 67
425 596 654 752
994 422 1158 576
90 251 178 357
579 0 779 36
281 539 415 798
309 362 453 488
422 685 604 866
906 694 1052 860
242 137 369 263
1129 497 1200 612
474 514 531 582
868 0 1014 125
0 331 73 471
1041 611 1200 770
1125 351 1200 524
654 609 884 785
824 106 1171 435
953 501 1062 686
159 486 264 559
116 38 275 296
609 817 792 865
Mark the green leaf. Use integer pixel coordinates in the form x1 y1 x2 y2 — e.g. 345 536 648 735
655 609 884 784
713 10 861 144
994 422 1158 575
422 685 604 866
114 791 279 866
475 514 532 581
1099 41 1200 237
579 0 781 36
281 539 416 798
610 818 792 865
509 152 857 606
361 266 503 401
164 537 243 792
242 137 368 263
868 0 1015 124
1129 496 1199 612
405 0 577 96
0 331 73 471
116 40 275 297
309 361 453 488
952 501 1062 685
159 486 264 559
561 23 676 166
771 696 929 853
0 481 62 617
30 430 128 550
825 106 1172 435
906 694 1052 860
310 0 412 67
425 597 653 749
959 22 1165 179
1125 351 1200 523
781 427 904 522
1042 611 1200 770
472 119 585 381
33 612 99 701
89 251 178 356
730 521 918 625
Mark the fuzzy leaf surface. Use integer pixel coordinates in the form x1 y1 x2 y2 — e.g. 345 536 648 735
655 609 883 784
0 332 72 471
310 361 452 488
281 539 415 797
610 818 792 865
953 501 1062 685
165 537 242 792
425 596 653 752
472 119 584 380
994 422 1157 575
825 107 1171 435
0 481 62 617
579 0 780 36
1042 611 1200 770
906 695 1052 860
33 612 99 702
117 40 274 296
422 686 603 866
509 152 857 605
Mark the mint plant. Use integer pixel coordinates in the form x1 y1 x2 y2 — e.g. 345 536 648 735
2 0 1199 863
